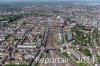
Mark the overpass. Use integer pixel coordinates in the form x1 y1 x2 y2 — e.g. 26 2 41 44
45 46 60 50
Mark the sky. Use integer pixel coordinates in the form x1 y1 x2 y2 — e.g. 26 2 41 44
1 0 98 2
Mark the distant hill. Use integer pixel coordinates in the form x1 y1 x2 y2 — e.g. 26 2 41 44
0 0 99 5
0 0 98 2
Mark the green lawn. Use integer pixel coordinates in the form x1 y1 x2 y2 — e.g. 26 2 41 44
77 62 87 66
71 27 91 46
96 54 100 63
79 48 92 57
5 64 28 66
62 52 69 58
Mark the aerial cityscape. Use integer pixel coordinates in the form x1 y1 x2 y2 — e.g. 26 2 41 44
0 0 100 66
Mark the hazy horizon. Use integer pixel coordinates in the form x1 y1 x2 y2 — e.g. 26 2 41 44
1 0 98 2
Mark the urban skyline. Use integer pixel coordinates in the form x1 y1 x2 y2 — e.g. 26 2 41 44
0 0 100 66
